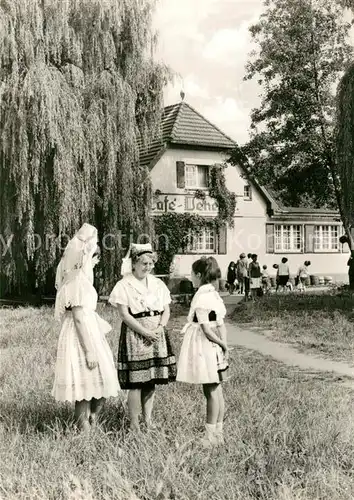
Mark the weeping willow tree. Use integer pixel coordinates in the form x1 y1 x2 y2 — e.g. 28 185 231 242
0 0 171 297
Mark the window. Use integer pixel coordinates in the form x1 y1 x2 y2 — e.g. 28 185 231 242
244 185 252 200
187 228 216 253
314 225 339 251
185 165 209 189
275 225 302 252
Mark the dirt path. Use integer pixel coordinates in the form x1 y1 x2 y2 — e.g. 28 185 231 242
226 322 354 388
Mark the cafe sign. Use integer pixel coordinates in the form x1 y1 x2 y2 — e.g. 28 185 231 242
151 193 218 216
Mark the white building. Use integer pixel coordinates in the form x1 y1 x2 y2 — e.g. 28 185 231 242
140 101 349 282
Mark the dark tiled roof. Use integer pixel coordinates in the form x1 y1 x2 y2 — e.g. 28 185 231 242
271 206 340 220
139 102 236 167
138 102 339 218
276 207 339 214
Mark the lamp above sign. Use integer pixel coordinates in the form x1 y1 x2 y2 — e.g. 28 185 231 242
151 193 218 216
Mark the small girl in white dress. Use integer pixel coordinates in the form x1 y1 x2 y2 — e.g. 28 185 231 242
177 256 228 447
52 223 120 431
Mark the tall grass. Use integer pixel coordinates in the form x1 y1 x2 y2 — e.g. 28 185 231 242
0 305 354 499
231 293 354 363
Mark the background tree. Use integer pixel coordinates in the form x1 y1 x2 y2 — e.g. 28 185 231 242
0 0 171 297
230 0 353 208
336 63 354 250
335 1 354 251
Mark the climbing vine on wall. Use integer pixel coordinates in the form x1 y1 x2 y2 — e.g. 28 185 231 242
209 163 237 227
153 163 236 274
153 213 216 274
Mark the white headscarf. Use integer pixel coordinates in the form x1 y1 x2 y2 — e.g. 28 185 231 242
120 243 153 276
54 223 98 320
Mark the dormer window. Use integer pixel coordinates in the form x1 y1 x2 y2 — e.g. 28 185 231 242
185 165 209 189
244 184 252 200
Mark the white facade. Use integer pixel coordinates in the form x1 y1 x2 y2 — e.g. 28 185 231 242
150 147 350 282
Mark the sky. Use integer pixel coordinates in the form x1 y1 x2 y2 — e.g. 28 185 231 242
153 0 266 145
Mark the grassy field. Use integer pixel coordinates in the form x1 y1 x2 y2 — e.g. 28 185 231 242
231 292 354 364
1 304 354 499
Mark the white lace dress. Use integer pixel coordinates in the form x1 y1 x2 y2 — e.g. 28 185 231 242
52 272 120 402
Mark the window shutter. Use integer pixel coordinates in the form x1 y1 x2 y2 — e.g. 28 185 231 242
218 224 227 254
304 225 315 253
176 161 185 188
266 224 274 253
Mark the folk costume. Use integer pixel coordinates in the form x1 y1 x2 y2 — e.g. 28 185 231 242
52 223 119 402
177 283 228 384
109 244 176 389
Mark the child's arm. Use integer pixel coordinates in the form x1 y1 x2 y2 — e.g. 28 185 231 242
72 306 98 369
200 323 227 351
217 323 228 350
195 307 227 350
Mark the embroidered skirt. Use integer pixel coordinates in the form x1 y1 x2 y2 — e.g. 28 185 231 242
118 315 176 389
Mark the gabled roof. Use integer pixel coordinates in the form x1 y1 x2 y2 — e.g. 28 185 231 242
139 102 236 168
138 101 340 218
139 101 279 214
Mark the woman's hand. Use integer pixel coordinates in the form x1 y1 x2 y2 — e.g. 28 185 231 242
143 330 159 343
118 305 165 343
85 351 98 370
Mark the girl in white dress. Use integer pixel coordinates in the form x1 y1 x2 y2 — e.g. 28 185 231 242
52 223 120 431
109 243 176 432
177 256 229 447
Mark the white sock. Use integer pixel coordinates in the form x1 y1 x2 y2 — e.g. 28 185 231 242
205 423 216 435
215 422 223 433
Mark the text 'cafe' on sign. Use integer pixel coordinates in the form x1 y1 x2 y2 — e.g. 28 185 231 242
151 194 219 216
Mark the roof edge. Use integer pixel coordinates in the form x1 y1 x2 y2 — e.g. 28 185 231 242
146 142 169 170
169 102 183 141
176 102 237 146
272 207 340 216
169 140 234 151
